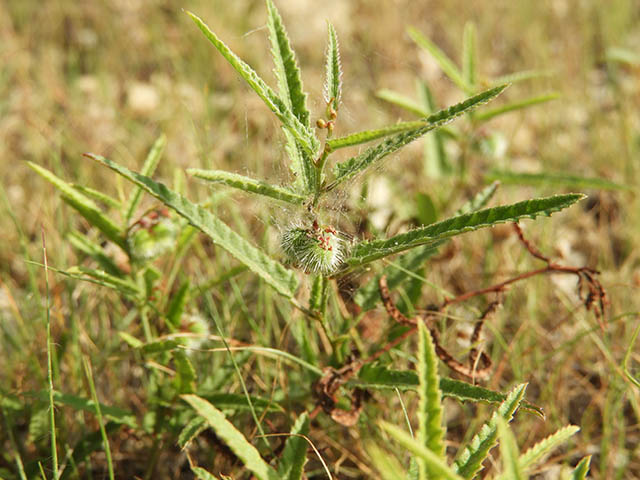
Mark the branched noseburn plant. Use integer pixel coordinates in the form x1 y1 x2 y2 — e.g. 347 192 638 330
27 1 605 478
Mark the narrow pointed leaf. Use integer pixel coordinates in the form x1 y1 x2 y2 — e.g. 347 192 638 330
455 181 500 215
518 425 579 471
27 162 126 250
277 413 310 480
67 232 123 277
125 134 166 224
417 323 446 479
453 383 527 479
328 84 507 187
570 456 592 480
192 466 221 480
376 89 429 117
187 11 319 156
407 27 469 91
462 22 476 90
345 194 583 268
496 418 524 480
492 69 553 86
475 93 560 122
418 80 451 177
39 391 138 428
324 23 342 111
266 0 309 127
283 130 317 193
188 169 306 204
485 169 631 191
86 154 299 298
327 120 434 151
381 422 464 480
178 417 207 449
71 184 122 210
182 394 280 480
64 266 140 296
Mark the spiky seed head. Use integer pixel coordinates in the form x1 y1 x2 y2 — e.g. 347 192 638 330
281 223 344 275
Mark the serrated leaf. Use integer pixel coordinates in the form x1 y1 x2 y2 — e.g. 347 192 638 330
277 413 310 480
141 339 180 354
266 0 309 127
475 93 560 122
283 130 317 193
518 425 579 471
178 416 207 449
345 194 583 268
453 383 527 479
353 365 543 417
181 394 280 480
570 456 592 480
462 22 476 91
485 169 631 191
86 154 299 299
324 23 342 111
496 417 524 480
327 84 507 187
407 26 469 91
188 169 305 204
309 275 327 312
380 422 463 480
27 162 126 250
125 134 166 224
417 323 446 480
187 11 319 157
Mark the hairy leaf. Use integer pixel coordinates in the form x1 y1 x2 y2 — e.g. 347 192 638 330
28 162 126 250
417 323 446 479
187 11 319 156
87 154 299 299
354 365 543 417
407 27 469 91
178 417 207 449
266 0 309 127
277 413 310 480
324 22 342 111
345 194 583 267
188 169 306 204
328 84 507 188
380 422 463 480
453 383 527 478
182 394 280 480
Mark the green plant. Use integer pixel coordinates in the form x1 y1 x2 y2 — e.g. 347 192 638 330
24 1 605 478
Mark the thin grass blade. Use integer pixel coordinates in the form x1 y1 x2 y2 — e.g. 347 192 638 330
366 443 407 480
496 417 524 480
418 80 451 177
570 456 592 480
376 89 429 117
188 169 306 204
86 154 299 299
462 22 476 91
485 169 631 191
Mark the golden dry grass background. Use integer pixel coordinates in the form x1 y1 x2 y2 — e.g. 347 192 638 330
1 0 640 478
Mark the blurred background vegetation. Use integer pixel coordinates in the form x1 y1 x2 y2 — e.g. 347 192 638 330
1 0 639 478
